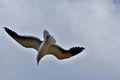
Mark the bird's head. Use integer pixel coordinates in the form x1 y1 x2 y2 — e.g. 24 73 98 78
36 51 46 65
37 57 40 65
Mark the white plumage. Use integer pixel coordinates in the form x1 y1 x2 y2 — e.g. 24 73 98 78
4 27 85 65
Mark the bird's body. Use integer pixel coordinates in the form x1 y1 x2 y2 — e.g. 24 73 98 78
4 27 85 65
37 36 52 64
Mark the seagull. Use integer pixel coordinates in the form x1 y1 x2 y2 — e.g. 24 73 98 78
4 27 85 65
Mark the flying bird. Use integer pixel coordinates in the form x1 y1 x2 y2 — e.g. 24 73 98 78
4 27 85 65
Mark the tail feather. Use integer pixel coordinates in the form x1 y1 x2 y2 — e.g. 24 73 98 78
43 30 50 39
43 30 56 43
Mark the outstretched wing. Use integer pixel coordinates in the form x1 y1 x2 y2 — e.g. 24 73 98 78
4 27 42 51
48 44 85 59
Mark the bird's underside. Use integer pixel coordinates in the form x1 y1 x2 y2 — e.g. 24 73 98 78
4 27 85 64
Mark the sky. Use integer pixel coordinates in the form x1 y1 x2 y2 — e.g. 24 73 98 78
0 0 120 80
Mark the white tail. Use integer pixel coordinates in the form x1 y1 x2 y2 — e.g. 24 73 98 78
43 30 56 43
43 30 50 39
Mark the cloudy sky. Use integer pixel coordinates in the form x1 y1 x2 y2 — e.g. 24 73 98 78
0 0 120 80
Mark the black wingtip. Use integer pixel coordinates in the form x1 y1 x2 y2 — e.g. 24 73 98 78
70 47 85 56
4 27 8 31
4 27 18 38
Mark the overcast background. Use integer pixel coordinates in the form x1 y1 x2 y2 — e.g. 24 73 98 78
0 0 120 80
